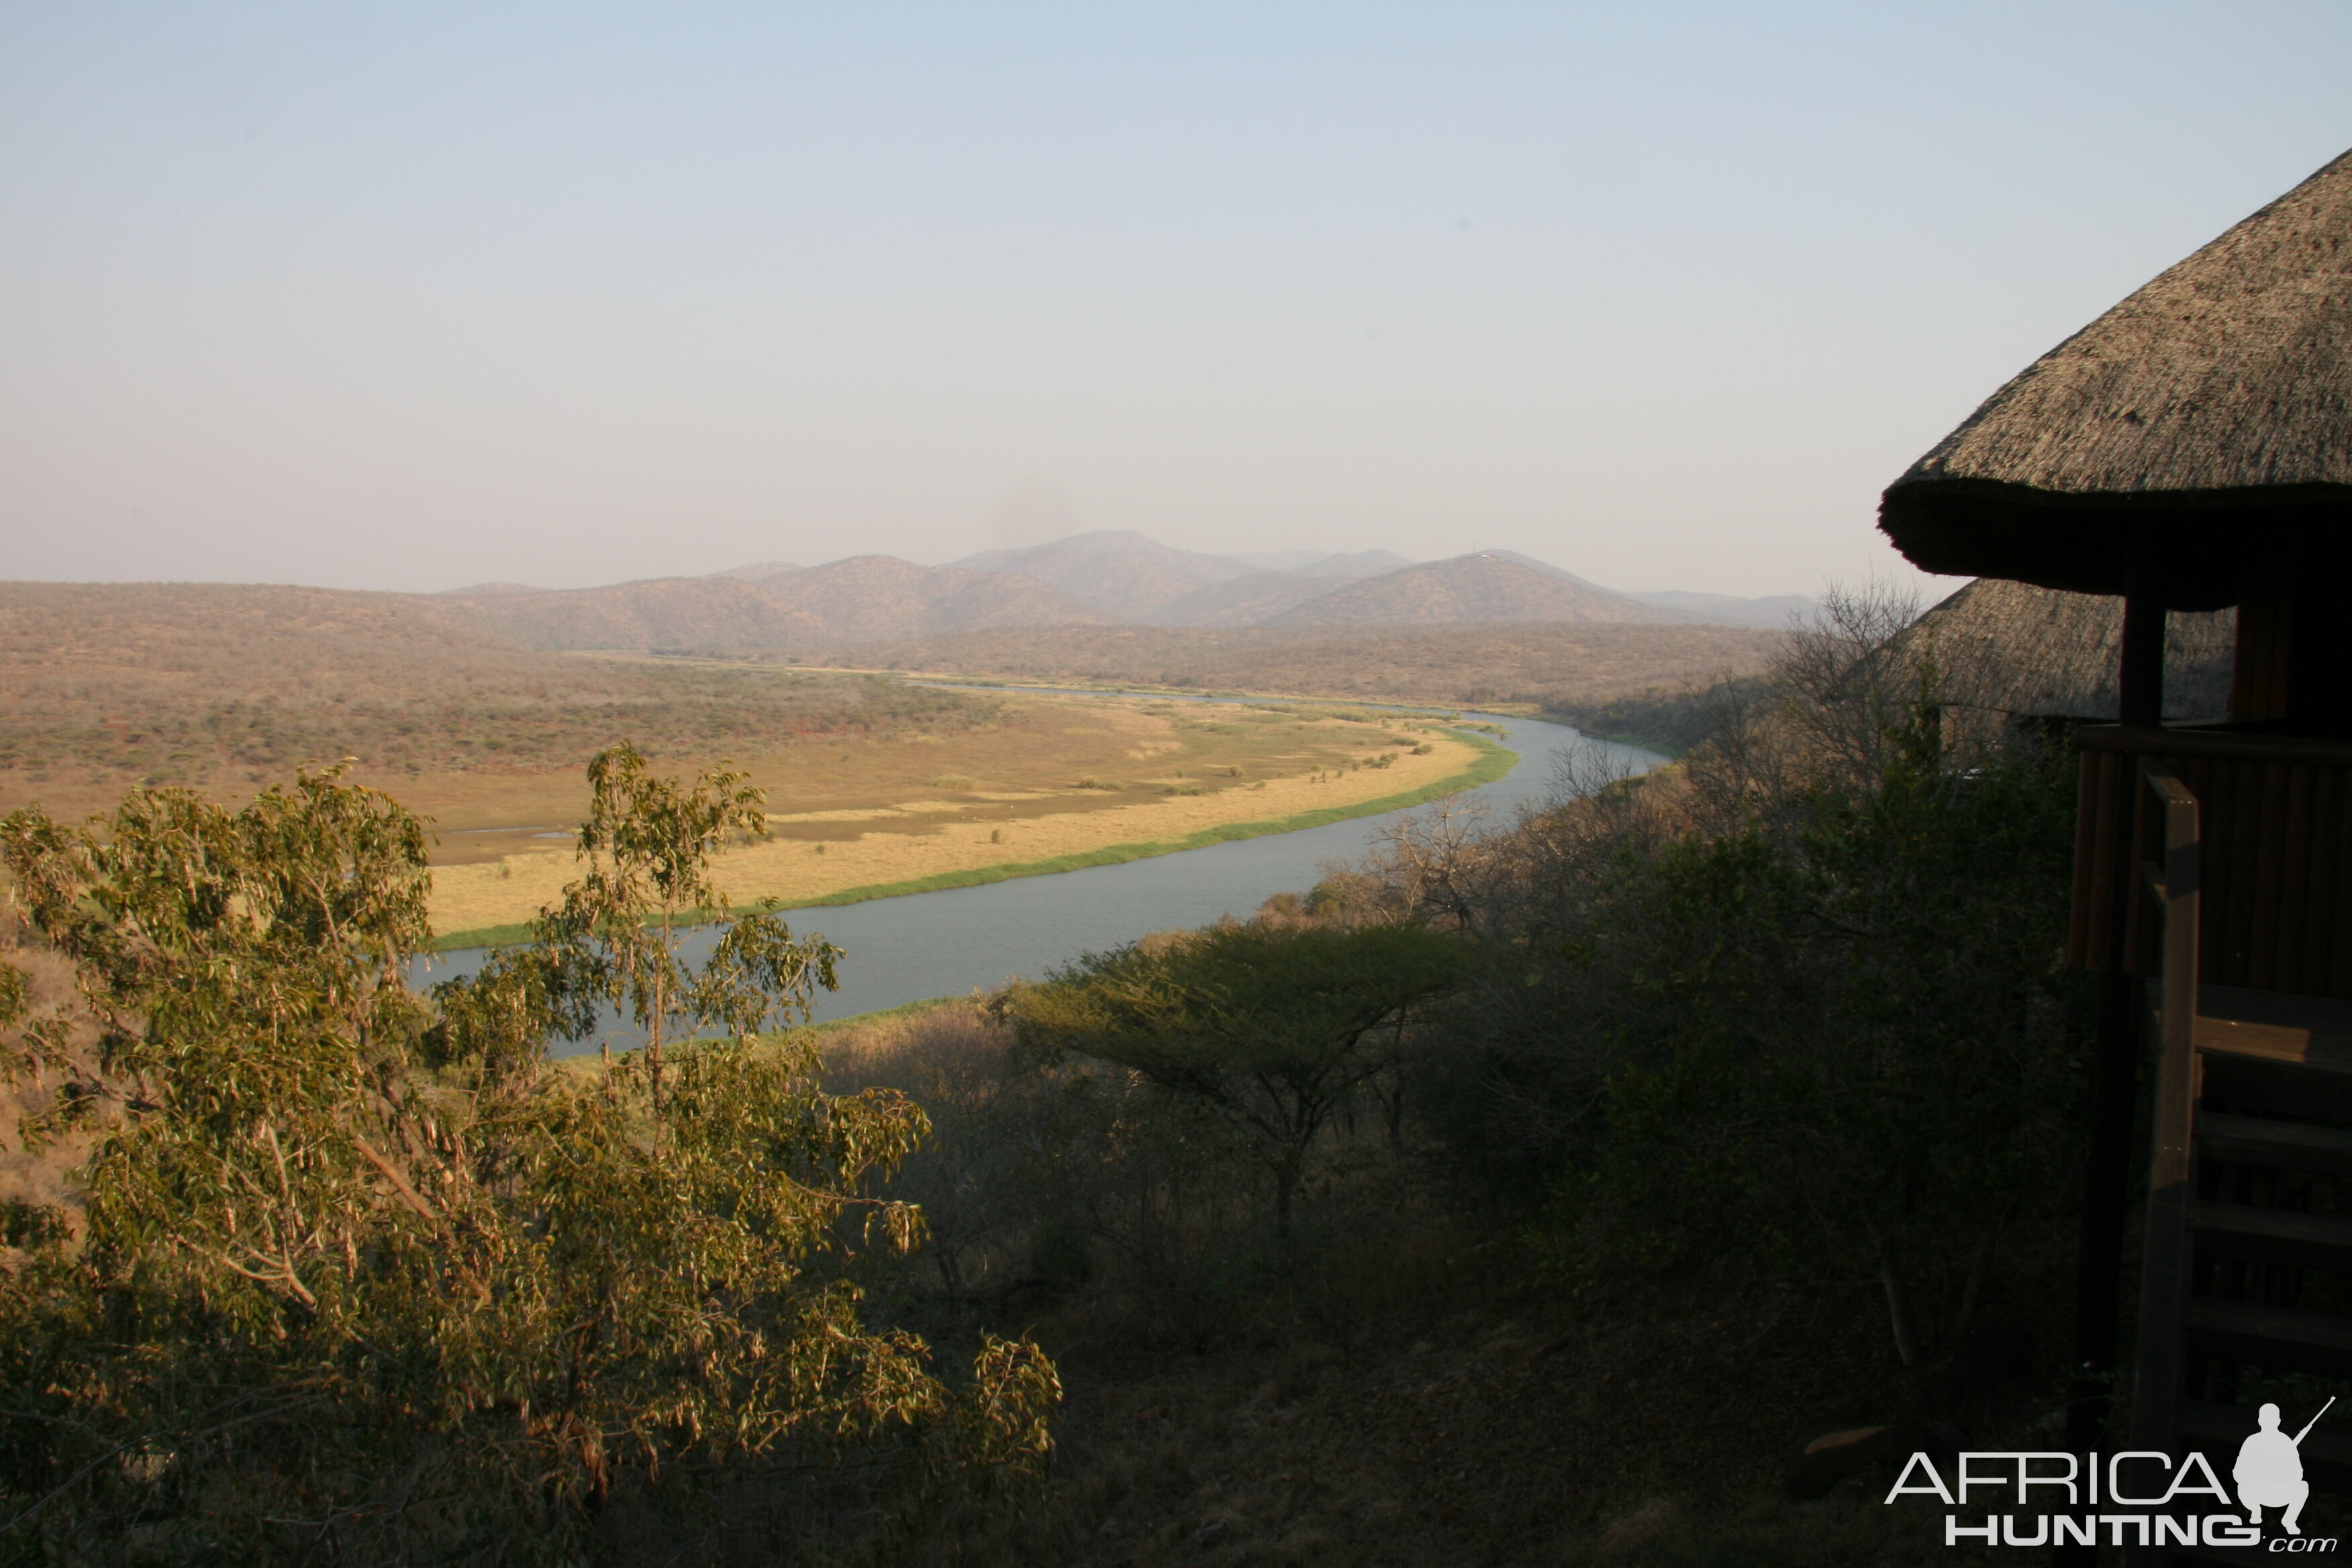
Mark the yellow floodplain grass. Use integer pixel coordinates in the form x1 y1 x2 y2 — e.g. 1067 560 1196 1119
427 726 1485 938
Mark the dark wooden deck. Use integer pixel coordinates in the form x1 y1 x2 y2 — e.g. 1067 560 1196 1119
2071 726 2352 998
2074 736 2352 1565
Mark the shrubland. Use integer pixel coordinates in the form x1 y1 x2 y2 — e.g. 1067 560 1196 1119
783 621 1777 726
0 583 995 807
783 588 2102 1565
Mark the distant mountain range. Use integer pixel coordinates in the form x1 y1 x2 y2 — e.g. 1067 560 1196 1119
440 531 1811 650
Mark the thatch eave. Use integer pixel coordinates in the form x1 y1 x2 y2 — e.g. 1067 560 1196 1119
1877 146 2352 602
1879 478 2351 607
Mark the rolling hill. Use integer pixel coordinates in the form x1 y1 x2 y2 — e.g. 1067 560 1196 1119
8 536 1804 691
439 535 1809 647
754 556 1116 641
1150 570 1366 628
444 557 1110 650
1263 553 1688 627
441 575 824 650
938 534 1803 630
1227 548 1415 575
1624 589 1814 628
946 530 1261 620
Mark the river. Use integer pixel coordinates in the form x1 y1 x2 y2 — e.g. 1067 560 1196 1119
410 699 1661 1051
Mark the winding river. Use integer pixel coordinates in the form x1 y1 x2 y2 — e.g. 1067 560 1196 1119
411 699 1661 1051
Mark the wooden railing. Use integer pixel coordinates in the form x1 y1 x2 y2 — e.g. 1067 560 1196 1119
2128 761 2199 1457
2069 726 2352 1001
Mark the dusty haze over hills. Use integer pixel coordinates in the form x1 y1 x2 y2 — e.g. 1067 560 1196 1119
434 531 1811 650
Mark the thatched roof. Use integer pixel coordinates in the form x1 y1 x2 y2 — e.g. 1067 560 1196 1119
1903 578 2235 727
1879 148 2352 606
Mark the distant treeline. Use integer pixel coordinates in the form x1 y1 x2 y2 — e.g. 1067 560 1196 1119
782 621 1779 709
1545 681 1760 756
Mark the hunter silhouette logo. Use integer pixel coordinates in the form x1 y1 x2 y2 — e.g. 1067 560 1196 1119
2237 1398 2331 1538
1883 1399 2341 1550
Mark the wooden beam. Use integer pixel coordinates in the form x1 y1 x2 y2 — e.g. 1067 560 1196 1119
2119 591 2165 729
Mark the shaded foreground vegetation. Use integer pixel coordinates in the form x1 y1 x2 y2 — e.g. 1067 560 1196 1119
1 588 2163 1562
761 591 2102 1565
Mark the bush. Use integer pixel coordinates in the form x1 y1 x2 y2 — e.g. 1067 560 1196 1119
0 754 1057 1561
1341 590 2091 1365
995 922 1465 1238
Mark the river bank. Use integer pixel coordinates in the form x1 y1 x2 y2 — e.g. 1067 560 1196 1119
431 716 1504 946
415 710 1653 1038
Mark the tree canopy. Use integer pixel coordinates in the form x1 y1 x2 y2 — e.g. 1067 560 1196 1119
998 921 1465 1234
0 755 1055 1563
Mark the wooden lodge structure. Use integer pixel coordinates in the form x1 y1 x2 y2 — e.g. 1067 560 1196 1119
1879 147 2352 1564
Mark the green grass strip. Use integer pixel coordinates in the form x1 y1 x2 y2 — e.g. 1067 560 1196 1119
802 995 965 1036
433 730 1512 952
432 920 541 951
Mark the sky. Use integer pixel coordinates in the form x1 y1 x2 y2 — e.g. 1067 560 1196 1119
3 4 2348 598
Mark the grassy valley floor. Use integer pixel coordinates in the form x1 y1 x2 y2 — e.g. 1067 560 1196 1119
428 694 1506 944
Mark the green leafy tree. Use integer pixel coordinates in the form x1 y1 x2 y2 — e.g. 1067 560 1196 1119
997 922 1465 1236
0 756 1055 1563
529 741 837 1133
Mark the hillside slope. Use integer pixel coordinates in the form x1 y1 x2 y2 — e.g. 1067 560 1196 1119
1626 588 1814 627
1151 570 1363 628
440 534 1796 639
948 530 1260 619
3 581 524 699
443 575 822 649
446 557 1110 650
761 556 1116 642
1266 554 1688 626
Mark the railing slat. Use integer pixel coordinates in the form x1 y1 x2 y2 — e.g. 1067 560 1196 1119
2323 766 2342 1001
2071 750 2103 968
2130 762 2202 1459
2280 766 2316 995
2067 725 2352 1001
2253 763 2290 992
2310 765 2346 994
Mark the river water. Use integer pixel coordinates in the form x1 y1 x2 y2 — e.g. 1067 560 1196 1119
410 699 1660 1050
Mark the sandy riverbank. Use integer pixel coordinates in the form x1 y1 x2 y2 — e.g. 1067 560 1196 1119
429 722 1502 945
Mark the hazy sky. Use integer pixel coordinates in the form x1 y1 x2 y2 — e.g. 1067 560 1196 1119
4 4 2348 597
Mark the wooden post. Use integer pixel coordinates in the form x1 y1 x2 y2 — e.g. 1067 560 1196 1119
2127 765 2200 1455
2118 589 2164 729
2063 967 2141 1450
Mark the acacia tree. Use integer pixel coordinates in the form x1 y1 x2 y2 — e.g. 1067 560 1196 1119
997 922 1464 1237
0 755 1055 1562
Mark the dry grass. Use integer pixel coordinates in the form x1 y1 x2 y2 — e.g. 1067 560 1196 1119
0 582 997 823
426 699 1485 938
